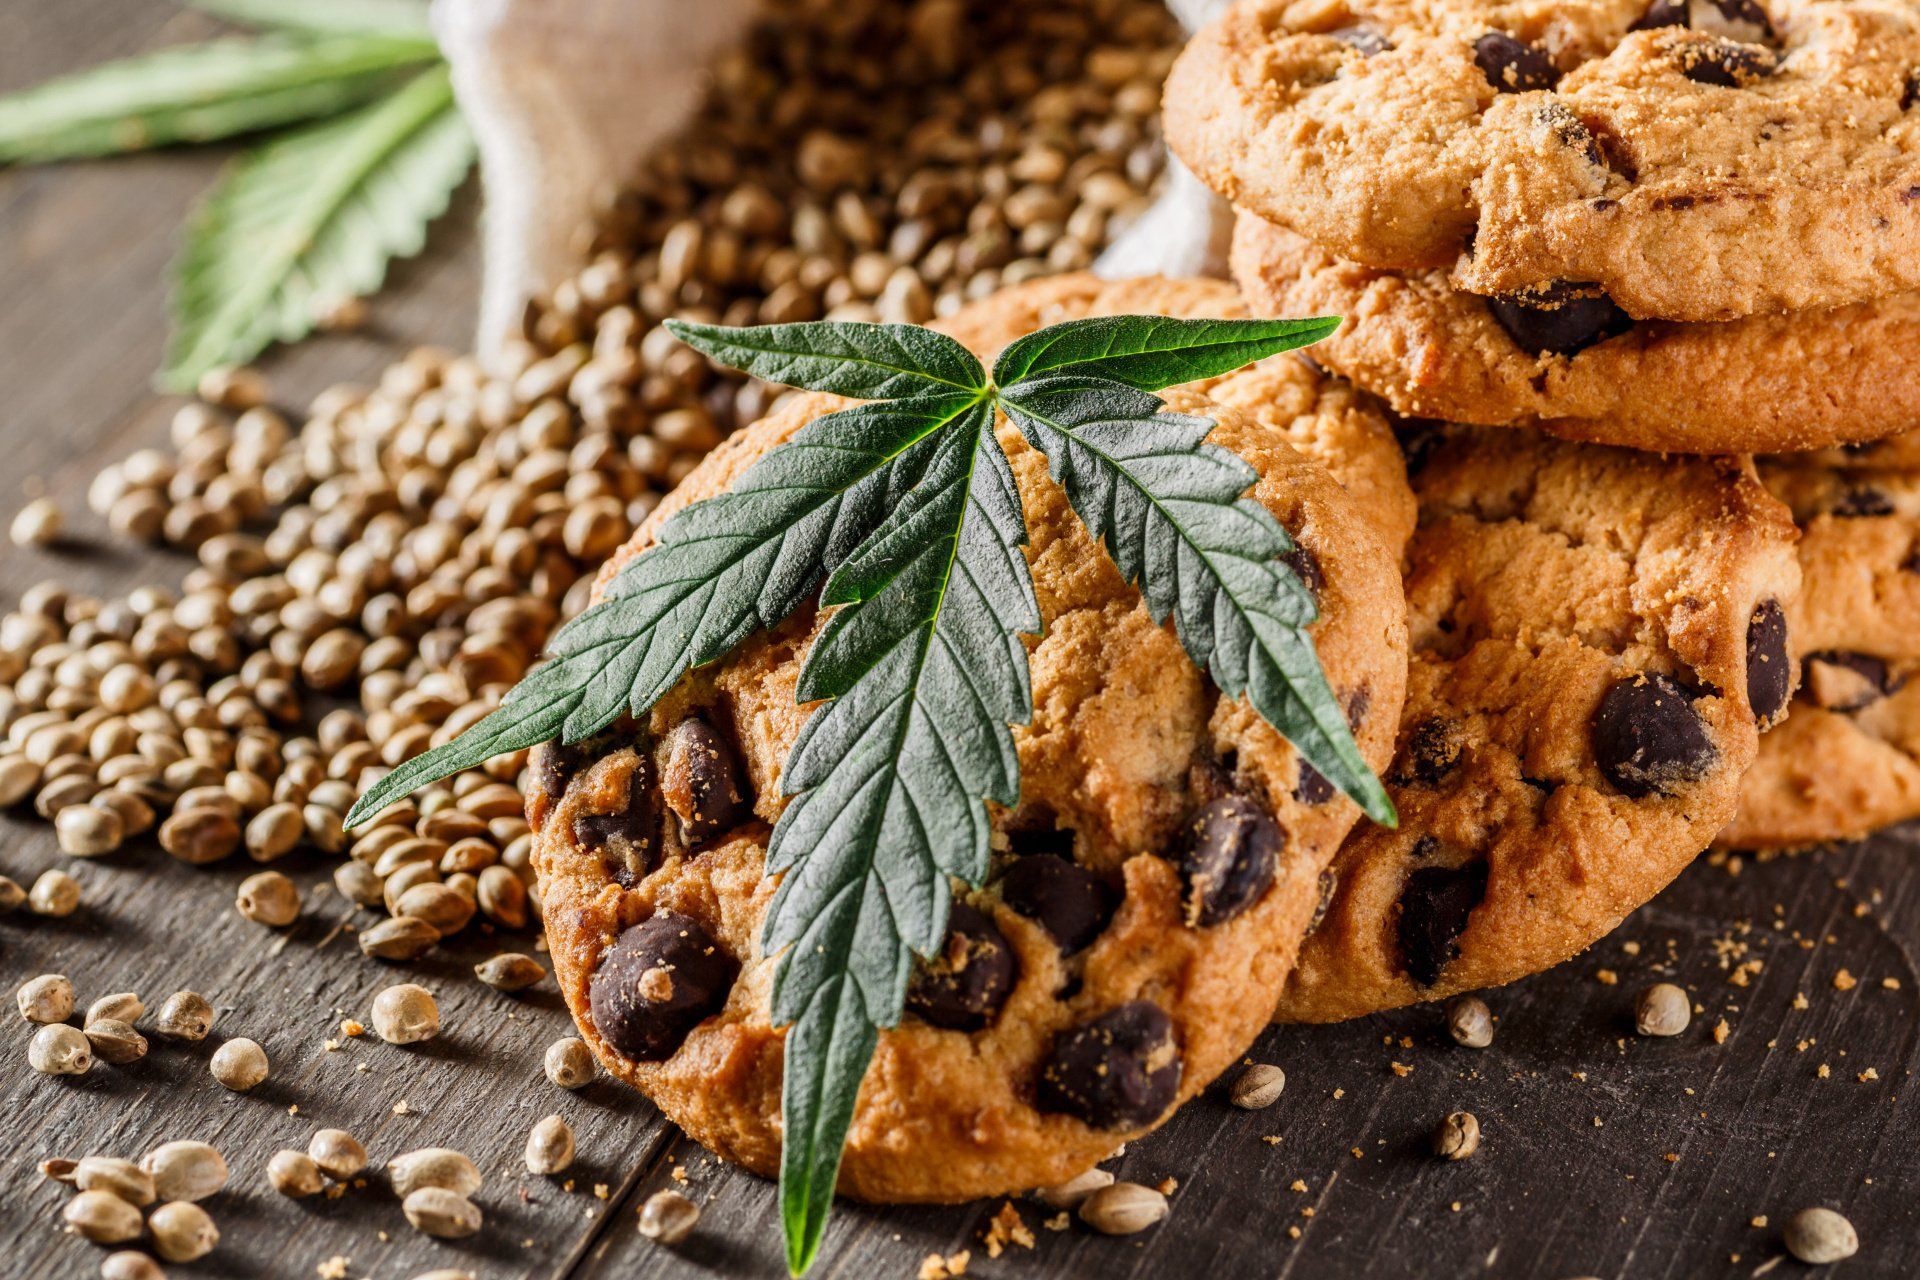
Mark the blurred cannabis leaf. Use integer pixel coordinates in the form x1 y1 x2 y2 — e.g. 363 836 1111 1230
0 0 471 388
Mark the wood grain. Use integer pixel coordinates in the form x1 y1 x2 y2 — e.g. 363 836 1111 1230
3 4 1918 1279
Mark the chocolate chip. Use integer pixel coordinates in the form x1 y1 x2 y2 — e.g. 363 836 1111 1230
1745 599 1791 727
1803 651 1900 712
1396 862 1489 987
1832 486 1894 518
1536 102 1604 166
1037 1001 1181 1129
574 760 664 885
1632 0 1689 28
1397 717 1467 786
998 854 1116 955
534 740 591 803
1008 825 1076 859
659 717 751 847
1904 74 1919 110
1294 761 1335 805
1330 25 1392 56
1636 0 1775 42
1178 795 1282 927
588 912 736 1061
1279 543 1324 603
1676 37 1777 86
1308 868 1337 931
1473 32 1559 93
1486 281 1633 356
905 903 1018 1032
1592 674 1717 798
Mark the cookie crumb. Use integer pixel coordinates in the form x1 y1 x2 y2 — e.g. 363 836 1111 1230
1390 1061 1413 1077
1833 969 1857 991
981 1202 1033 1258
1713 1019 1730 1044
316 1258 349 1280
1858 1067 1880 1082
1596 969 1618 985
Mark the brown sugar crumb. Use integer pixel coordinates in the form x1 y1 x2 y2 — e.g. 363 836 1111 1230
1751 1215 1769 1229
1331 1088 1345 1099
1833 969 1858 991
1390 1061 1413 1078
981 1202 1034 1259
1729 960 1763 988
1818 1064 1832 1079
1713 1019 1730 1044
1290 1180 1308 1193
1792 992 1810 1010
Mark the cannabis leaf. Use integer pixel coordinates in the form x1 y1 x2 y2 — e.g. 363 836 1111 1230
0 33 438 165
997 374 1395 824
344 311 1380 1276
188 0 436 40
164 63 472 388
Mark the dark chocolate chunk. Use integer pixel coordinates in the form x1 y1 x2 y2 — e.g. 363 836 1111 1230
574 759 664 884
660 717 752 846
1398 717 1466 786
1279 542 1325 603
1395 862 1489 987
1745 599 1791 727
1308 868 1338 931
1487 280 1633 356
1636 0 1775 42
1803 651 1900 712
1473 32 1559 93
588 912 736 1061
906 902 1018 1032
1832 486 1895 518
1295 760 1335 805
1037 1001 1182 1129
534 739 591 803
1592 674 1717 798
1677 37 1777 86
1632 0 1689 29
1178 795 1282 927
998 854 1116 955
1330 25 1392 56
1008 825 1076 859
1536 102 1604 166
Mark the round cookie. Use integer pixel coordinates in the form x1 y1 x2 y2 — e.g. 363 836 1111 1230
935 272 1417 553
531 287 1410 1201
1165 0 1920 321
1232 212 1920 453
1720 462 1920 849
1274 425 1799 1023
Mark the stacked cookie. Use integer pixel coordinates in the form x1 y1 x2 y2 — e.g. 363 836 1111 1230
1163 0 1920 1015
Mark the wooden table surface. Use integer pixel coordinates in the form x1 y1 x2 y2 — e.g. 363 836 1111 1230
4 6 1918 1279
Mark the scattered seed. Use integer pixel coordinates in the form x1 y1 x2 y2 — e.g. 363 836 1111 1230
402 1186 482 1239
1079 1182 1167 1235
152 991 215 1041
359 915 440 961
0 875 23 912
525 1114 575 1176
638 1189 699 1245
74 1157 157 1207
17 972 74 1023
149 1200 219 1263
307 1129 366 1181
1634 983 1692 1037
12 497 63 548
141 1141 228 1203
544 1037 597 1089
389 1147 482 1198
86 992 143 1026
1228 1062 1286 1110
371 983 439 1045
85 1018 150 1066
209 1038 269 1090
29 868 81 916
1433 1111 1481 1161
100 1251 166 1280
41 1157 79 1183
1784 1206 1859 1264
63 1189 143 1243
235 871 300 926
474 953 546 992
29 1022 93 1075
267 1149 323 1197
56 804 124 856
1034 1167 1114 1210
1445 995 1494 1049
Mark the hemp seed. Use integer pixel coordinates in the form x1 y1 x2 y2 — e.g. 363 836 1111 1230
0 874 23 912
389 1148 482 1199
141 1141 228 1203
1445 995 1495 1049
474 953 546 992
1228 1062 1286 1110
402 1187 482 1239
268 1149 324 1198
371 983 439 1044
12 497 63 548
1434 1111 1482 1161
234 870 300 926
18 972 74 1023
638 1190 699 1245
544 1037 597 1089
153 991 215 1041
358 915 440 961
149 1200 219 1262
56 804 124 856
100 1251 165 1280
29 1022 93 1075
63 1189 143 1244
209 1038 269 1090
1634 983 1692 1038
86 992 143 1026
1783 1207 1859 1264
1079 1182 1167 1235
85 1019 149 1066
1034 1167 1114 1210
29 868 81 916
74 1156 157 1207
308 1129 367 1181
525 1114 575 1176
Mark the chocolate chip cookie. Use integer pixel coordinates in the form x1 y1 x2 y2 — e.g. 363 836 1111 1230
532 285 1410 1201
1274 426 1799 1023
1166 0 1920 321
1232 213 1920 453
1720 460 1920 849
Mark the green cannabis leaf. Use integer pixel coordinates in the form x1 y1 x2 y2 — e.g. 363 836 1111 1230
188 0 436 40
0 33 438 165
164 64 472 388
344 312 1377 1275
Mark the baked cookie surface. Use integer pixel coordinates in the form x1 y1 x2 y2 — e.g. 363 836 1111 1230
1232 213 1920 454
532 280 1410 1201
1720 461 1920 848
1166 0 1920 321
1275 426 1799 1023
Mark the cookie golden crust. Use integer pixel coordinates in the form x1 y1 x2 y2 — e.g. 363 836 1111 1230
533 286 1409 1203
935 272 1417 553
1720 463 1920 849
1275 427 1800 1023
1232 213 1920 454
1167 0 1920 321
